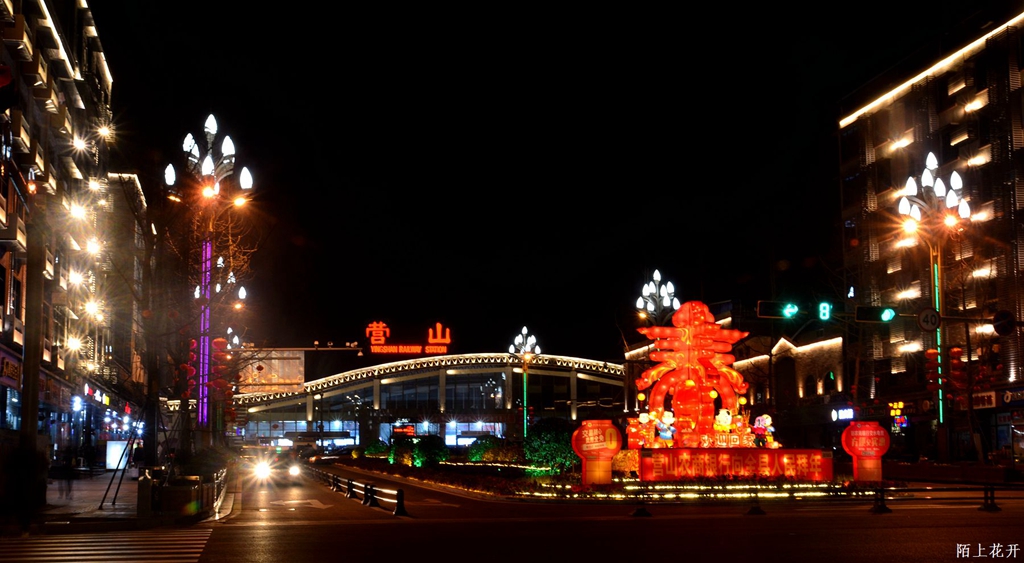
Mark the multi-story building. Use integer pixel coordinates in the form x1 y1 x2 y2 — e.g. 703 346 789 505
0 0 141 485
839 6 1024 463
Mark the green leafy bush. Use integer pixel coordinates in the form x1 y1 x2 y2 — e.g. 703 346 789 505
467 435 502 462
482 444 525 464
389 437 415 466
524 417 579 475
412 435 449 468
364 439 389 455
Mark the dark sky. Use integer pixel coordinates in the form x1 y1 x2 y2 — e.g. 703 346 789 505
88 1 1015 363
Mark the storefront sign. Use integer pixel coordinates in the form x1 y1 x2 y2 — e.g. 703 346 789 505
972 391 997 409
2 358 19 383
831 407 855 421
639 449 832 482
1002 388 1024 406
366 321 452 355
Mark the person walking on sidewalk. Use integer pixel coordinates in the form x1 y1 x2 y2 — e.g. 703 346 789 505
57 448 75 500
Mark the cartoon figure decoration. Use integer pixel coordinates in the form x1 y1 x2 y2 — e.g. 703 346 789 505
635 300 751 447
627 412 657 449
655 410 677 448
713 409 733 433
752 415 775 448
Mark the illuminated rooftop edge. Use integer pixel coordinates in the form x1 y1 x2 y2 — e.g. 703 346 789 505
235 352 625 405
839 10 1024 129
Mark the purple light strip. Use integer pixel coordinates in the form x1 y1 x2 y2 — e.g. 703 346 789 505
199 237 212 426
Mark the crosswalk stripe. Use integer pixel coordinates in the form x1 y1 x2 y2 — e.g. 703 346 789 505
0 528 211 562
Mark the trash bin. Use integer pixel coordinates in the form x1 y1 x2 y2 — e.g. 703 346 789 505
161 476 201 516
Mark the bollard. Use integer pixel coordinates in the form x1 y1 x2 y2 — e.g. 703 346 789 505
630 501 652 517
346 479 357 498
137 469 153 518
365 484 380 508
869 488 892 514
979 486 1001 512
393 488 408 516
331 474 339 492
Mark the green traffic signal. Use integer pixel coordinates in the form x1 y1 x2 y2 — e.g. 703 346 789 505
818 302 832 321
855 305 898 323
756 300 800 319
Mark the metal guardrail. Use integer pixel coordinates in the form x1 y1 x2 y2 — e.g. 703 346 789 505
741 484 1024 516
308 461 1024 519
307 466 408 516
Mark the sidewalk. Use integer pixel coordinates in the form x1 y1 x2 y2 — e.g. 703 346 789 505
0 469 236 537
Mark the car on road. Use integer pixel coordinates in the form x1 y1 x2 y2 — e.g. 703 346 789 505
306 446 354 465
239 446 303 485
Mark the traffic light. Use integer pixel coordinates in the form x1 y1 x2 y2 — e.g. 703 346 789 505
817 302 832 321
947 347 966 391
854 305 898 322
756 300 800 319
923 348 940 392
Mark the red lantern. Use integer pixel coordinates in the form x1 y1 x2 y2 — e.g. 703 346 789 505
212 337 229 350
256 365 264 372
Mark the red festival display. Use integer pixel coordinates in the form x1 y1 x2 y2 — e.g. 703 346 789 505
626 301 833 482
841 421 890 482
571 420 623 485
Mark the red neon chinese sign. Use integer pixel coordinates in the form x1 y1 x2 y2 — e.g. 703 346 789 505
366 321 452 355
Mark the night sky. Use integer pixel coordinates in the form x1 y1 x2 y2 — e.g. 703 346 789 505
88 1 1014 363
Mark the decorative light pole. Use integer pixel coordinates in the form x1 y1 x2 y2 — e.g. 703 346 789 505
635 269 680 326
509 326 540 439
164 114 254 448
896 151 971 460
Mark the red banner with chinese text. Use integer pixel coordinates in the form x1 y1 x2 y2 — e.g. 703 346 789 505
639 448 833 482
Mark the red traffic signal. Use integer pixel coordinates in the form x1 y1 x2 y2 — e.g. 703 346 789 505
923 348 940 382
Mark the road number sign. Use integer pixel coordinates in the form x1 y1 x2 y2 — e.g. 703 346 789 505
918 308 940 331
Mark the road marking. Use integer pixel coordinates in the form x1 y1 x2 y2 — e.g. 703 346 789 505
270 499 333 509
0 528 211 562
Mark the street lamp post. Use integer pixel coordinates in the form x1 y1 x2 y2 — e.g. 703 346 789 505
164 114 254 450
896 151 971 462
509 326 540 439
635 269 680 326
313 393 324 451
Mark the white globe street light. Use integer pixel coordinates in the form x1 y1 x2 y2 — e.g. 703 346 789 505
165 114 255 443
896 151 971 449
509 326 540 439
635 269 680 326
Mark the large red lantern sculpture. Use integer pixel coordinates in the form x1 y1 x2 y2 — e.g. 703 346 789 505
627 300 833 483
634 301 749 448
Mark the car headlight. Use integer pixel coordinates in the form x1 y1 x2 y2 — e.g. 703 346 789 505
254 461 272 479
288 464 301 477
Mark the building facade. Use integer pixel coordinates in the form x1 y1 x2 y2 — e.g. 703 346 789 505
839 8 1024 463
0 0 141 480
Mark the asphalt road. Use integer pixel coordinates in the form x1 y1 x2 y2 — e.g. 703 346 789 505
189 465 1024 563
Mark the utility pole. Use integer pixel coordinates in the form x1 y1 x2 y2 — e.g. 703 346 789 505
17 190 49 517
